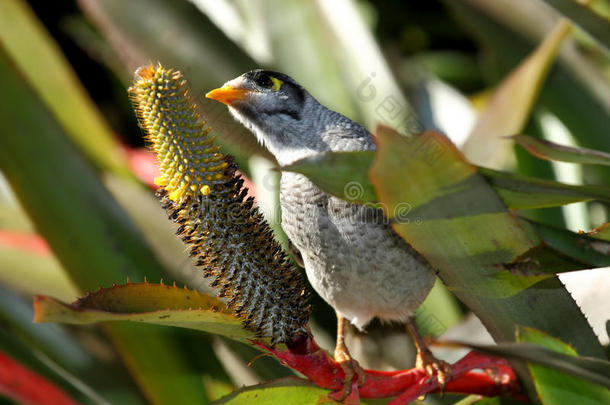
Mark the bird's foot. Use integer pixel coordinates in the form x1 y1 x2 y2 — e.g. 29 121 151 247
333 346 366 402
415 346 453 392
406 317 452 395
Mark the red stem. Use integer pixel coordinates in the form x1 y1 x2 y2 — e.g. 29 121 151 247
253 336 525 403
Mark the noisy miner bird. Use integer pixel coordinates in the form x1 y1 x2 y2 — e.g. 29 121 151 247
207 70 451 399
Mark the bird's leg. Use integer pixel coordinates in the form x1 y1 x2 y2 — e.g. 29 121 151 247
406 317 452 391
334 314 366 401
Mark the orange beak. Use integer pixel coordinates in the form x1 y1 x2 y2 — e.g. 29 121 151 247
205 85 250 105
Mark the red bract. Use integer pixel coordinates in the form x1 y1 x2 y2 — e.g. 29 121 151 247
124 146 160 189
0 351 79 405
254 336 524 403
0 230 50 256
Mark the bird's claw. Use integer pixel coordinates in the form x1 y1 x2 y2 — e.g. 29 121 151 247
416 347 453 393
333 352 366 401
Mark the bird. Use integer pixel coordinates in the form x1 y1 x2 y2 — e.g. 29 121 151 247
206 70 451 399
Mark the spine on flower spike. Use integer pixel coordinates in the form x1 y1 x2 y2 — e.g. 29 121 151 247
129 64 310 344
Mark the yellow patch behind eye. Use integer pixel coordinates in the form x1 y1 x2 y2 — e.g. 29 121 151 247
270 76 283 92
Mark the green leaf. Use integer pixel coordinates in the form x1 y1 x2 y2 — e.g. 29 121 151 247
453 395 503 405
0 45 208 404
479 167 610 209
280 151 376 204
211 377 387 405
503 220 610 274
512 134 610 166
368 127 604 363
511 114 567 227
203 376 235 402
535 219 610 263
34 283 257 344
461 20 571 168
415 279 463 337
0 203 35 232
105 323 211 405
517 326 610 405
539 0 610 50
0 234 78 301
281 150 610 211
212 377 335 405
0 0 131 176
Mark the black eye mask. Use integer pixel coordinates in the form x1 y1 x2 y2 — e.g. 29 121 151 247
253 72 274 88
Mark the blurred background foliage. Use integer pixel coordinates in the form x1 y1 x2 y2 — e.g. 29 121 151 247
0 0 608 404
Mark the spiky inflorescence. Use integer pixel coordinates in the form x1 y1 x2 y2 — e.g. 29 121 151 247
129 64 310 344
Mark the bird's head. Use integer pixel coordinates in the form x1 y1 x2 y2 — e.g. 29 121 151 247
207 70 339 165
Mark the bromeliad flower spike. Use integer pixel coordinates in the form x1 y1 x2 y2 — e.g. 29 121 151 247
129 64 310 345
129 64 522 403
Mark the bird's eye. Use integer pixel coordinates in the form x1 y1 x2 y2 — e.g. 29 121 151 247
254 74 283 91
254 74 273 88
